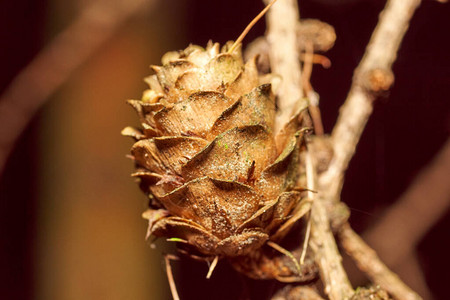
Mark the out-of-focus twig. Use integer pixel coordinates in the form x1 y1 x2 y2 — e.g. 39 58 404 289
339 223 422 300
0 0 153 175
363 138 450 265
356 139 450 299
318 0 422 202
395 252 433 300
263 0 304 135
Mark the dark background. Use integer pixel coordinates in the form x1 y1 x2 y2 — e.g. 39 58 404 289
1 0 449 299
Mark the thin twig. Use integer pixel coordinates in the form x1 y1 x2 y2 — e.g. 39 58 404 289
267 241 302 276
339 223 422 300
164 254 181 300
302 41 324 135
307 148 354 300
228 0 278 54
299 213 311 265
263 0 304 135
314 0 424 298
301 41 314 93
0 0 152 174
206 256 219 279
318 0 422 202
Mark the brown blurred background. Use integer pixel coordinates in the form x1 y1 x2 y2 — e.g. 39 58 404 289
0 0 449 299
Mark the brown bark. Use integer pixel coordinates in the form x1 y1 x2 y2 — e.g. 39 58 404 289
339 223 422 300
265 0 426 299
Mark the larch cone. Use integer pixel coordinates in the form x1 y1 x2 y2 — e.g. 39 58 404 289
123 41 316 282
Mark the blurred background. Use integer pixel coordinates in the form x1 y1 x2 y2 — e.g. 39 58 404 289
0 0 449 299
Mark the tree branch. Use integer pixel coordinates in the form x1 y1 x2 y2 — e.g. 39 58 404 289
308 149 354 300
264 1 354 298
263 0 304 135
312 0 425 298
318 0 422 202
339 223 422 300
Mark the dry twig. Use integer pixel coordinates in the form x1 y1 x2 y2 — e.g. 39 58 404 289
339 223 422 300
0 0 152 174
302 42 324 135
308 149 354 300
264 1 353 298
313 0 425 298
318 0 423 202
164 254 181 300
263 0 304 134
264 0 428 298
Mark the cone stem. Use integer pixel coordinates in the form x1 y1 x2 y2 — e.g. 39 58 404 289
228 0 278 54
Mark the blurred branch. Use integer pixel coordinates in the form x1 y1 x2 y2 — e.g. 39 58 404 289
339 223 422 300
363 139 450 264
355 139 450 299
343 139 450 299
318 0 422 202
0 0 154 175
394 252 433 300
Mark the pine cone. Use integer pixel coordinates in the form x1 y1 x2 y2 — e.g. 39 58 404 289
123 41 312 281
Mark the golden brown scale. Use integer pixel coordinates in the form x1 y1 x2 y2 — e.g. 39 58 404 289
123 41 313 281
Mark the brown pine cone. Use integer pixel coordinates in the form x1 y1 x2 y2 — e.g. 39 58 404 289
123 41 312 281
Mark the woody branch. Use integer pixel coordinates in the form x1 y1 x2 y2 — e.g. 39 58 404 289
264 0 353 299
318 0 422 202
318 0 423 299
265 0 425 299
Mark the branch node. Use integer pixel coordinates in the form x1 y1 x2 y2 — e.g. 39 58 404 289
359 68 395 94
